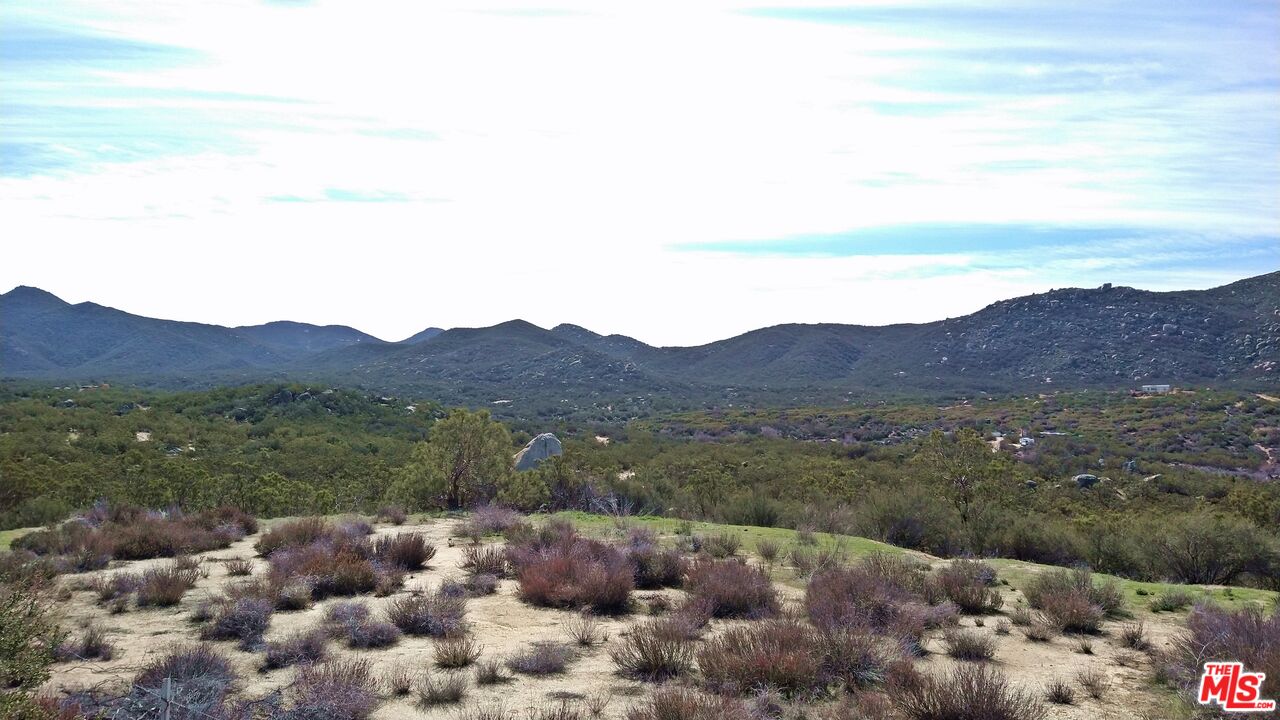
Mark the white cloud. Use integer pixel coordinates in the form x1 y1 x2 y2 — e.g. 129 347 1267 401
2 0 1277 345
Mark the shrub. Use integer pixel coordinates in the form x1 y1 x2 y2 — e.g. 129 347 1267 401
383 662 416 696
386 590 468 637
320 594 399 645
262 628 328 669
624 687 746 720
1158 603 1280 704
1149 589 1195 612
290 659 379 720
200 598 273 649
1022 568 1123 633
464 574 499 596
475 658 511 685
346 620 402 649
136 565 200 607
1009 607 1033 626
268 543 381 600
1118 622 1151 651
1076 667 1109 699
628 545 686 589
1043 678 1074 705
563 611 607 646
702 533 741 558
1074 637 1093 654
107 518 229 560
513 536 634 615
461 545 509 577
894 664 1045 720
685 559 778 619
91 572 142 604
122 643 236 717
55 625 115 662
1021 616 1061 642
610 618 694 680
224 558 254 576
756 539 781 565
375 505 408 525
1143 513 1279 585
193 506 258 536
417 672 468 706
943 629 996 661
696 620 821 697
255 517 331 556
936 560 1003 614
506 641 575 675
374 533 435 570
434 637 482 668
995 619 1012 635
461 504 524 538
806 560 952 650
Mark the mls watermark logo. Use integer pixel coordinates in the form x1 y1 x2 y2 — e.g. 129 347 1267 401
1198 662 1275 713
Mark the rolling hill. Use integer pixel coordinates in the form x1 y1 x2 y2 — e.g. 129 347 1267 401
2 272 1277 410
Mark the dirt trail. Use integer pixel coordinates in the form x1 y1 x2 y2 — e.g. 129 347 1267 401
43 518 1183 718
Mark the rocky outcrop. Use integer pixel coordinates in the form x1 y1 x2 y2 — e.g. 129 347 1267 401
514 433 562 471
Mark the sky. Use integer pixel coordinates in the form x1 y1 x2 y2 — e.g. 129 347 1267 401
2 0 1278 346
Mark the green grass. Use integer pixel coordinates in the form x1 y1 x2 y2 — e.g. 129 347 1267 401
545 511 1277 610
986 558 1274 613
0 527 36 550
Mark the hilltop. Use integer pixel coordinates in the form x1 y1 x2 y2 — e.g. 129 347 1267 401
2 272 1276 412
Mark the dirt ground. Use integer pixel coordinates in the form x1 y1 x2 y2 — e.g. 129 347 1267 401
42 518 1183 718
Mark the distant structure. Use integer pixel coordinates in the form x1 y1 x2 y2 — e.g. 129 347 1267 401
1018 437 1035 447
514 433 562 471
1141 384 1172 394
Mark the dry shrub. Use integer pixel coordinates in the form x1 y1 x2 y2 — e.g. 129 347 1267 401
255 517 332 556
263 628 328 669
108 517 228 560
375 505 408 525
1148 589 1195 613
1009 607 1033 626
702 533 741 558
685 558 778 619
506 641 576 675
55 625 115 662
224 558 254 576
461 504 525 538
1076 667 1110 699
1022 568 1124 633
756 539 781 565
564 611 607 646
136 564 200 607
200 597 273 649
374 533 435 571
435 636 482 668
611 618 695 680
127 644 237 719
90 572 141 604
417 672 468 706
1157 603 1280 706
1044 678 1074 705
383 661 416 696
995 619 1012 635
530 703 583 720
1118 622 1151 651
461 544 509 577
267 542 382 599
696 620 824 697
936 559 1003 614
894 664 1046 720
347 619 402 649
475 658 511 685
386 589 468 637
943 629 996 661
511 535 634 615
625 686 746 720
464 574 499 596
1021 615 1062 643
290 658 379 720
628 544 686 589
807 559 955 653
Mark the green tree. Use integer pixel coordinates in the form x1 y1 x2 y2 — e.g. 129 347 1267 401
390 409 512 509
917 429 1003 525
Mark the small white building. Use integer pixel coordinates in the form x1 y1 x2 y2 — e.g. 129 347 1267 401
1141 384 1172 394
1018 437 1036 447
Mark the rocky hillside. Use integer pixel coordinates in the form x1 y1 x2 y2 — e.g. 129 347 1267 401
2 272 1276 408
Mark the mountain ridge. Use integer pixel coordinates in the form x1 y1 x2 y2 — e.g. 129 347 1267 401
3 272 1276 408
